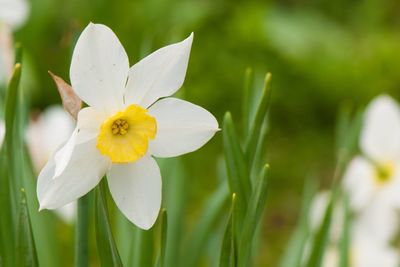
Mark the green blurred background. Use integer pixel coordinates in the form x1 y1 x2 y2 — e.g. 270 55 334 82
13 0 400 265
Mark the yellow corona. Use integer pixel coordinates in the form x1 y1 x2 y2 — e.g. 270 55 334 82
96 105 157 163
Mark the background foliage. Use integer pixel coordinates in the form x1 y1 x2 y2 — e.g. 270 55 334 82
7 0 400 265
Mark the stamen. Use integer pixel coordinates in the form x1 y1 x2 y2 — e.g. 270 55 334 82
111 119 129 135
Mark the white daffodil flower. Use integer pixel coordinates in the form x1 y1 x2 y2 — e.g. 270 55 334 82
27 106 77 223
308 196 399 267
309 191 397 244
0 0 29 29
27 106 75 172
343 95 400 213
321 236 399 267
37 23 219 230
0 0 28 84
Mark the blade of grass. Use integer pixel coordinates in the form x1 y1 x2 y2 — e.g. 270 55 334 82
16 188 38 267
279 178 317 267
0 63 22 266
95 179 123 267
242 68 254 136
219 193 237 267
223 112 250 217
22 150 61 267
131 227 155 267
238 164 269 267
304 191 336 267
75 193 90 267
244 73 272 167
339 194 350 267
182 184 229 267
158 159 187 267
156 209 168 267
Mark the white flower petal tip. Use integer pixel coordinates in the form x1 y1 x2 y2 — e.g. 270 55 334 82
70 23 129 112
360 94 400 161
149 98 219 158
37 140 110 209
125 33 194 108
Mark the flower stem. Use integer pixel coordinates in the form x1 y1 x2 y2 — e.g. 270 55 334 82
75 194 90 267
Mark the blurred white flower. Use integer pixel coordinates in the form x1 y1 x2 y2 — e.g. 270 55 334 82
0 0 29 29
344 95 400 213
309 191 343 243
0 0 28 84
321 235 399 267
27 105 76 223
37 23 219 230
27 106 75 172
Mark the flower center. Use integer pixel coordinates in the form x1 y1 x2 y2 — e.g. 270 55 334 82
96 105 157 163
374 162 394 184
112 119 129 135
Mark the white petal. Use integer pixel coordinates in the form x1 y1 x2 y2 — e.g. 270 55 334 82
70 23 129 113
0 0 28 29
343 156 375 211
353 235 400 267
148 98 218 158
52 107 106 178
107 156 161 230
360 95 400 161
353 200 398 244
76 107 107 143
37 139 110 209
124 33 193 108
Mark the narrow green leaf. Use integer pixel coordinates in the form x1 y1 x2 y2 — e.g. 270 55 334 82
95 180 123 267
16 188 38 267
245 73 272 166
220 193 237 267
131 227 155 267
223 112 250 217
156 209 168 267
238 164 269 267
339 194 350 267
305 192 335 267
0 63 22 266
75 193 90 267
182 184 229 267
158 159 187 267
279 179 317 267
242 68 254 135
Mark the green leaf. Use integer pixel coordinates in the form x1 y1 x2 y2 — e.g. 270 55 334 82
244 73 272 167
95 180 123 267
158 159 187 267
182 184 229 267
223 112 250 217
219 193 237 267
304 191 335 267
0 63 22 266
242 68 254 136
156 209 168 267
16 189 38 267
131 226 155 267
238 164 269 267
339 194 350 267
22 148 62 267
279 179 317 267
75 193 90 267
